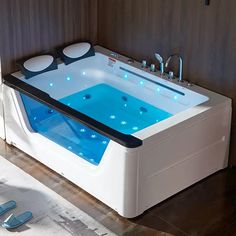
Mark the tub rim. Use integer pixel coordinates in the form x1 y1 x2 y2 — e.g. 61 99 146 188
3 73 143 148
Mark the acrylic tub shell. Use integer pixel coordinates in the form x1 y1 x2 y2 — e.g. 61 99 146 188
2 46 232 217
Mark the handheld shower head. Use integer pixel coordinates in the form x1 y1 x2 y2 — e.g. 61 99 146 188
155 53 163 64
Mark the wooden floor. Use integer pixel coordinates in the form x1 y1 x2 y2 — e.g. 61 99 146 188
1 139 236 236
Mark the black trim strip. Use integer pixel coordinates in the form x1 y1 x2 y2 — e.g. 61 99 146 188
3 74 142 148
120 67 185 96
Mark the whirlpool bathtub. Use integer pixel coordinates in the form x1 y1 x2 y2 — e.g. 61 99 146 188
2 46 232 217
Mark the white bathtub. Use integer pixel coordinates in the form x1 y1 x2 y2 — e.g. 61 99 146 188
2 46 232 217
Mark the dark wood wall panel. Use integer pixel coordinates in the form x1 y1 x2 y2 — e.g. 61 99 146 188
0 0 97 75
98 0 236 165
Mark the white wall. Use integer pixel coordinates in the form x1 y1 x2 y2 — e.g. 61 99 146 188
0 58 5 140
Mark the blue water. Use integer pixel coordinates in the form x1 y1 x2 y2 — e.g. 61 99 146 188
20 84 172 165
60 84 172 134
21 94 110 165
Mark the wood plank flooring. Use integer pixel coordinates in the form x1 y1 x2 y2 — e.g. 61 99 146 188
0 139 236 236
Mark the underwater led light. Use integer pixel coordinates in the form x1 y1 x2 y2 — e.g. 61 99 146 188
79 152 84 156
33 117 37 121
67 103 71 106
174 95 178 100
49 83 53 87
66 76 71 81
139 80 144 85
124 74 128 79
91 134 96 138
80 128 86 133
121 121 127 125
68 146 72 150
132 126 138 131
124 103 128 107
157 87 160 92
110 115 116 119
156 119 159 123
102 140 107 145
82 71 86 76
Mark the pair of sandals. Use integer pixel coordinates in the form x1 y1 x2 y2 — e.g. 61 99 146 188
0 200 33 229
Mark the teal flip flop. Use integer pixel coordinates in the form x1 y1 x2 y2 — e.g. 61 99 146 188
2 211 33 229
0 201 16 216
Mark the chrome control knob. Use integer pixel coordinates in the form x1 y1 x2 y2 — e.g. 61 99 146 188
168 71 174 80
142 60 147 68
150 64 156 72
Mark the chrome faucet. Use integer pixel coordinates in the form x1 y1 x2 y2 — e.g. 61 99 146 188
165 54 183 82
155 53 164 74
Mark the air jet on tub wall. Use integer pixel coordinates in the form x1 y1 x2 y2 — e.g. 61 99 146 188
2 43 232 218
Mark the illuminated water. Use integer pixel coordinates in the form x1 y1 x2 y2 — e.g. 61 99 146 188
21 84 172 165
60 84 172 134
21 94 110 165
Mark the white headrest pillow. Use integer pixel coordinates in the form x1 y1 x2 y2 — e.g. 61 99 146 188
18 54 58 79
59 42 95 65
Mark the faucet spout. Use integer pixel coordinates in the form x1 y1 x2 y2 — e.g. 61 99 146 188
165 54 183 82
155 53 164 74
